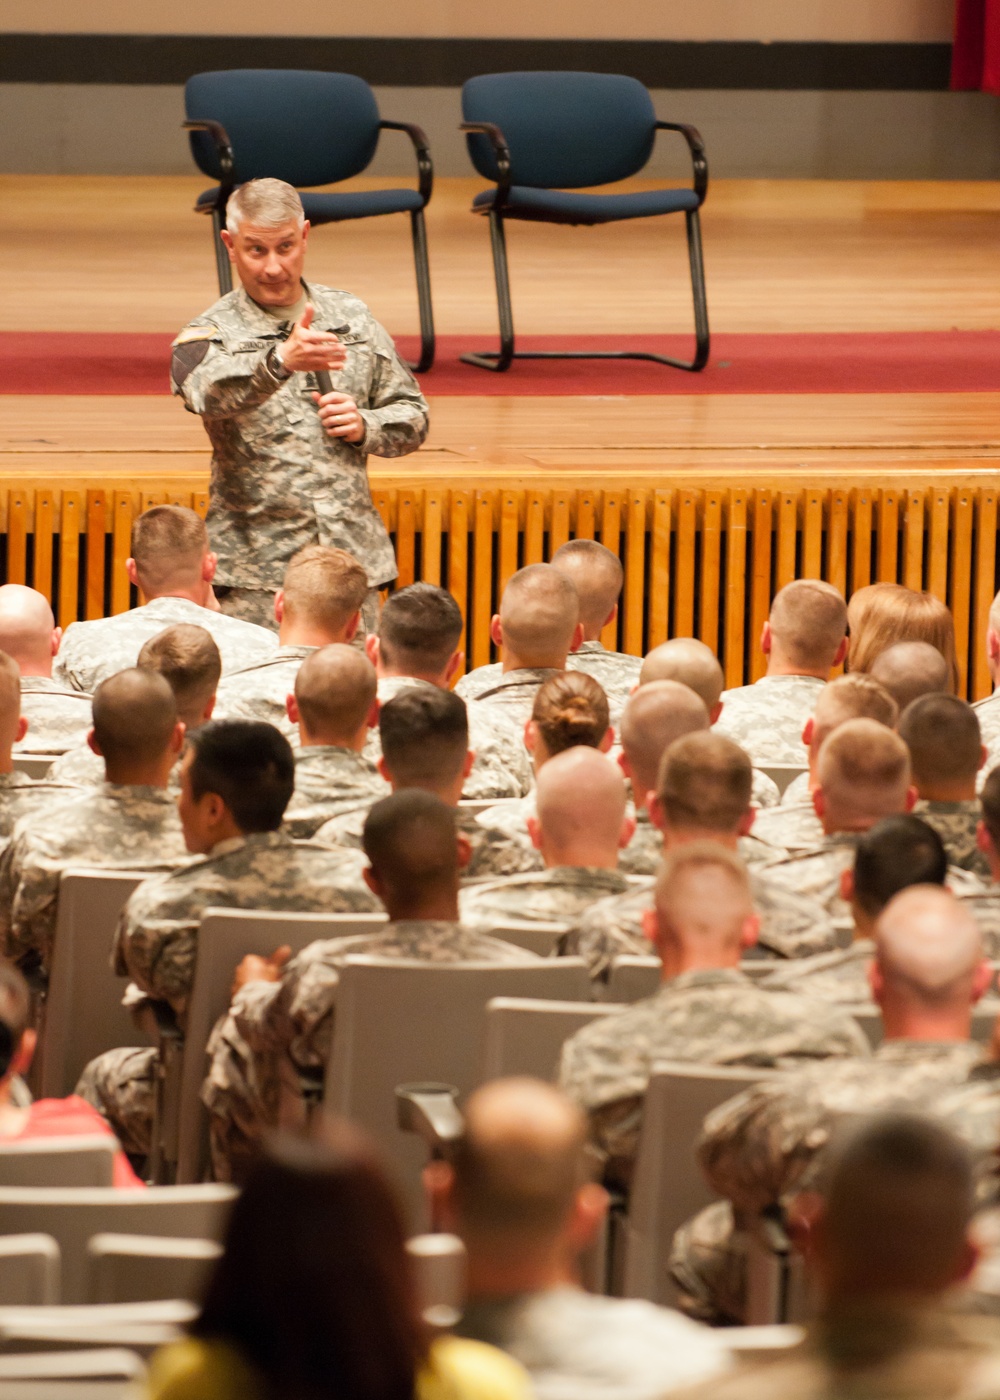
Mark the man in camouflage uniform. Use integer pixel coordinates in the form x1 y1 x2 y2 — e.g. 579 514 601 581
213 545 370 737
671 886 995 1325
317 687 539 881
0 670 190 976
54 507 276 692
171 178 428 630
559 844 867 1194
0 585 94 755
204 791 535 1180
0 652 77 844
460 748 641 944
280 645 387 839
713 579 847 766
455 565 584 728
76 720 378 1157
899 693 991 880
668 1114 1000 1400
365 584 531 801
569 732 839 985
548 540 642 719
962 767 1000 958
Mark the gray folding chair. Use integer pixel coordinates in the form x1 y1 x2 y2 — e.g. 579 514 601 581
0 1236 60 1305
0 1348 144 1391
0 1185 236 1303
11 755 57 779
156 907 387 1184
87 1234 222 1305
0 1138 117 1189
756 765 808 798
481 997 621 1082
605 956 660 1004
487 920 569 957
619 1061 778 1306
407 1234 465 1328
40 870 153 1099
325 956 592 1226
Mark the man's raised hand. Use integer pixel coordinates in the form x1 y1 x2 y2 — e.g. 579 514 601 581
278 303 347 375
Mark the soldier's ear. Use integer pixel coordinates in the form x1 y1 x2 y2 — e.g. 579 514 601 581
490 615 503 648
203 552 218 585
273 589 286 625
602 603 618 630
710 701 724 724
376 756 391 784
618 813 636 850
125 558 140 590
840 867 854 903
455 833 473 870
599 726 614 754
365 697 380 731
365 634 379 665
14 716 27 744
285 693 299 726
904 785 918 813
761 621 772 655
648 794 666 833
979 744 988 773
977 819 993 856
802 717 814 746
737 806 756 836
343 611 361 644
462 749 475 779
86 727 102 757
526 816 543 852
445 650 464 687
569 622 585 655
169 721 186 756
362 864 383 899
833 635 848 666
51 626 62 658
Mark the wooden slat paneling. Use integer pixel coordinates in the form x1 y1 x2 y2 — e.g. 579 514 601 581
648 490 672 651
33 490 54 604
622 491 647 658
699 491 722 655
7 491 27 587
723 490 748 689
749 490 772 683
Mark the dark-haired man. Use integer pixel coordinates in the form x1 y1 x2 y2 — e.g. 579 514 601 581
54 505 276 692
77 719 377 1158
0 668 190 974
899 693 989 878
367 583 530 800
205 790 534 1179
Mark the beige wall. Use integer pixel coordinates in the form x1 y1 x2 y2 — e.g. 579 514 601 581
2 0 955 41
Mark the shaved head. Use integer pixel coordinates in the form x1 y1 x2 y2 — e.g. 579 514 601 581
870 641 950 714
137 624 221 730
620 681 710 799
768 579 847 671
294 645 376 743
811 673 899 753
899 694 982 789
91 668 178 767
639 639 724 712
0 585 58 674
498 565 580 667
362 790 460 908
0 652 21 750
130 505 209 597
875 886 982 1008
817 720 912 828
656 730 753 834
653 842 754 960
534 747 627 861
551 540 623 634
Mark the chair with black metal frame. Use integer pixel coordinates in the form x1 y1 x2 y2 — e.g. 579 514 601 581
459 71 709 374
183 68 436 372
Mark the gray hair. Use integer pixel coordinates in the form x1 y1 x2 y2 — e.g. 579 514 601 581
226 178 305 234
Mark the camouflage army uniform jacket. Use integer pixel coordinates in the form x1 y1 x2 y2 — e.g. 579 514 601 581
759 937 872 1003
750 799 823 855
365 676 532 800
0 773 79 846
282 745 388 840
974 691 1000 765
212 645 314 735
558 966 867 1187
113 829 379 1012
53 595 277 693
0 783 190 971
619 810 779 877
914 797 991 880
568 870 838 984
315 803 543 882
714 674 823 766
697 1038 986 1214
172 282 428 590
460 866 638 939
49 745 187 799
456 667 563 730
16 678 92 754
566 641 641 721
781 770 811 806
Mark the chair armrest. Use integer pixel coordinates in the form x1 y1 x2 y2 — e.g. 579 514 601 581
459 121 512 206
380 120 434 204
655 121 709 203
396 1082 464 1157
182 119 235 209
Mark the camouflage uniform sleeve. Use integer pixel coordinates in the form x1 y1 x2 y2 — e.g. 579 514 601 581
0 834 23 961
232 940 342 1070
230 977 286 1054
696 1078 821 1214
171 324 290 422
5 839 60 969
354 317 429 459
116 882 199 1011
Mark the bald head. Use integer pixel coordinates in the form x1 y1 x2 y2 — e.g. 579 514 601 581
293 645 376 745
452 1079 587 1252
870 641 950 714
656 730 753 836
639 639 724 713
899 693 982 792
0 585 58 675
620 681 710 800
816 719 912 830
0 653 22 753
90 669 179 775
810 673 899 755
533 747 628 865
651 842 754 964
767 579 847 673
497 565 580 668
550 540 622 636
875 886 983 1012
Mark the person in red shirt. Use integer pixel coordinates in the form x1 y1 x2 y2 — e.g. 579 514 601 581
0 961 142 1188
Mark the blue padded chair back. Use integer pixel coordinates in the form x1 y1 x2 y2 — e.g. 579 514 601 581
463 72 656 189
186 69 381 188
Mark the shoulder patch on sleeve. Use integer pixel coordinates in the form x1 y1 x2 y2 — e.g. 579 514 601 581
171 338 212 387
172 327 221 347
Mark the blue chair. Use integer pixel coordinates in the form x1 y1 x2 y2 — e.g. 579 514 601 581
460 71 709 373
184 69 435 372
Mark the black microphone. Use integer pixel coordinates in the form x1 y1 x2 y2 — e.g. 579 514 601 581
315 324 351 398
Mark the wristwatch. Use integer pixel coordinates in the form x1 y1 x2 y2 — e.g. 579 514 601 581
268 344 292 381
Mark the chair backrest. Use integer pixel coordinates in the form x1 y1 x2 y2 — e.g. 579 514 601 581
462 72 656 189
0 1185 236 1303
186 70 381 187
0 1348 145 1381
0 1138 117 1189
175 908 387 1182
325 956 592 1225
605 956 660 1003
87 1233 222 1305
487 920 568 956
11 755 55 779
0 1235 60 1305
622 1061 778 1305
756 765 808 798
481 997 621 1082
41 870 151 1099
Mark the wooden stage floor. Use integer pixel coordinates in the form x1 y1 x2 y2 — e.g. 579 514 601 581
1 175 999 486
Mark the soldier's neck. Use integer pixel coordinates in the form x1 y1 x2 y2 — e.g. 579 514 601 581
300 726 368 754
102 757 172 787
464 1247 578 1300
765 648 830 681
378 661 447 687
916 779 977 803
500 647 565 675
278 622 348 649
382 888 460 923
0 750 14 775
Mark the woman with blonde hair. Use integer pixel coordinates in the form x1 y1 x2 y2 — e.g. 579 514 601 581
847 583 957 691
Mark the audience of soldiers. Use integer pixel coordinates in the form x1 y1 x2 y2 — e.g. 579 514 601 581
5 512 1000 1394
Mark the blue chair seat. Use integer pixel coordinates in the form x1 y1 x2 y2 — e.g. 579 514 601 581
472 185 700 226
197 185 425 222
